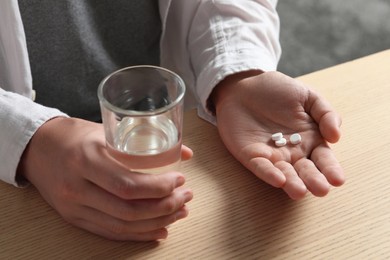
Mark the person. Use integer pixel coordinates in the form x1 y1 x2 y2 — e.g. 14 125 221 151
0 0 344 241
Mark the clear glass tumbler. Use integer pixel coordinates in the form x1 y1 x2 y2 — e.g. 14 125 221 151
98 65 185 174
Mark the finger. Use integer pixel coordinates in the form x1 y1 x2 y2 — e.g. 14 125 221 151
72 205 189 241
307 90 342 143
294 158 330 197
79 138 188 200
81 183 193 221
248 157 286 188
275 161 307 200
311 143 345 187
83 148 186 199
181 145 193 161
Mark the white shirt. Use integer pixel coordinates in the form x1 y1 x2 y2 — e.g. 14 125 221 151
0 0 281 186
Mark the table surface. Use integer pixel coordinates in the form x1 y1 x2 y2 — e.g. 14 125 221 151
1 50 390 259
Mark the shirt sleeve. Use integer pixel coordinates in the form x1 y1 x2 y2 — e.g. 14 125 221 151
160 0 281 124
0 88 68 187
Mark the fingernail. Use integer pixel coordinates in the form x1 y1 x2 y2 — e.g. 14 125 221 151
183 189 193 203
175 206 189 220
175 174 185 187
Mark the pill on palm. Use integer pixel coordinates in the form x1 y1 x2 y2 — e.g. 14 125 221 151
275 137 287 147
271 132 283 141
290 133 302 144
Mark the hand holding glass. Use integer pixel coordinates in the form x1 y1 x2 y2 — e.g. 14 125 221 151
98 66 185 174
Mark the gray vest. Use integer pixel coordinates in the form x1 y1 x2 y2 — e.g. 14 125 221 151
19 0 162 121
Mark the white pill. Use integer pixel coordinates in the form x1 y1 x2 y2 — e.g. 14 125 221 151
290 133 302 145
271 132 283 141
275 137 287 147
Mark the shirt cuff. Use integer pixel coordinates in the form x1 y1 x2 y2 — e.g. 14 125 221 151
0 89 68 187
195 49 278 125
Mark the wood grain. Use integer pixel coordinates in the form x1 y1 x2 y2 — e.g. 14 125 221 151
1 50 390 259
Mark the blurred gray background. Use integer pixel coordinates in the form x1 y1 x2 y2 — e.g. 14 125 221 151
276 0 390 77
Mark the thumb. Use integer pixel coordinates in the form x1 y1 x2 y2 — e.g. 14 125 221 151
307 90 342 143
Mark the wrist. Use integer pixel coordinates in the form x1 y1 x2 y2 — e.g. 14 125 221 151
208 70 264 115
16 117 68 184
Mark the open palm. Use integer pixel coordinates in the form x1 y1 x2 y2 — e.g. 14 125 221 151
213 71 345 199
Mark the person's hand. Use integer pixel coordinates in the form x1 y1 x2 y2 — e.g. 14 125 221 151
211 71 345 200
17 117 193 241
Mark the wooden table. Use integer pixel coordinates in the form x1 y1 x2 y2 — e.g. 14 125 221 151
1 50 390 259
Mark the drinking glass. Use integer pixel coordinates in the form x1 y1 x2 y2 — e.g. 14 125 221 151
98 65 185 174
